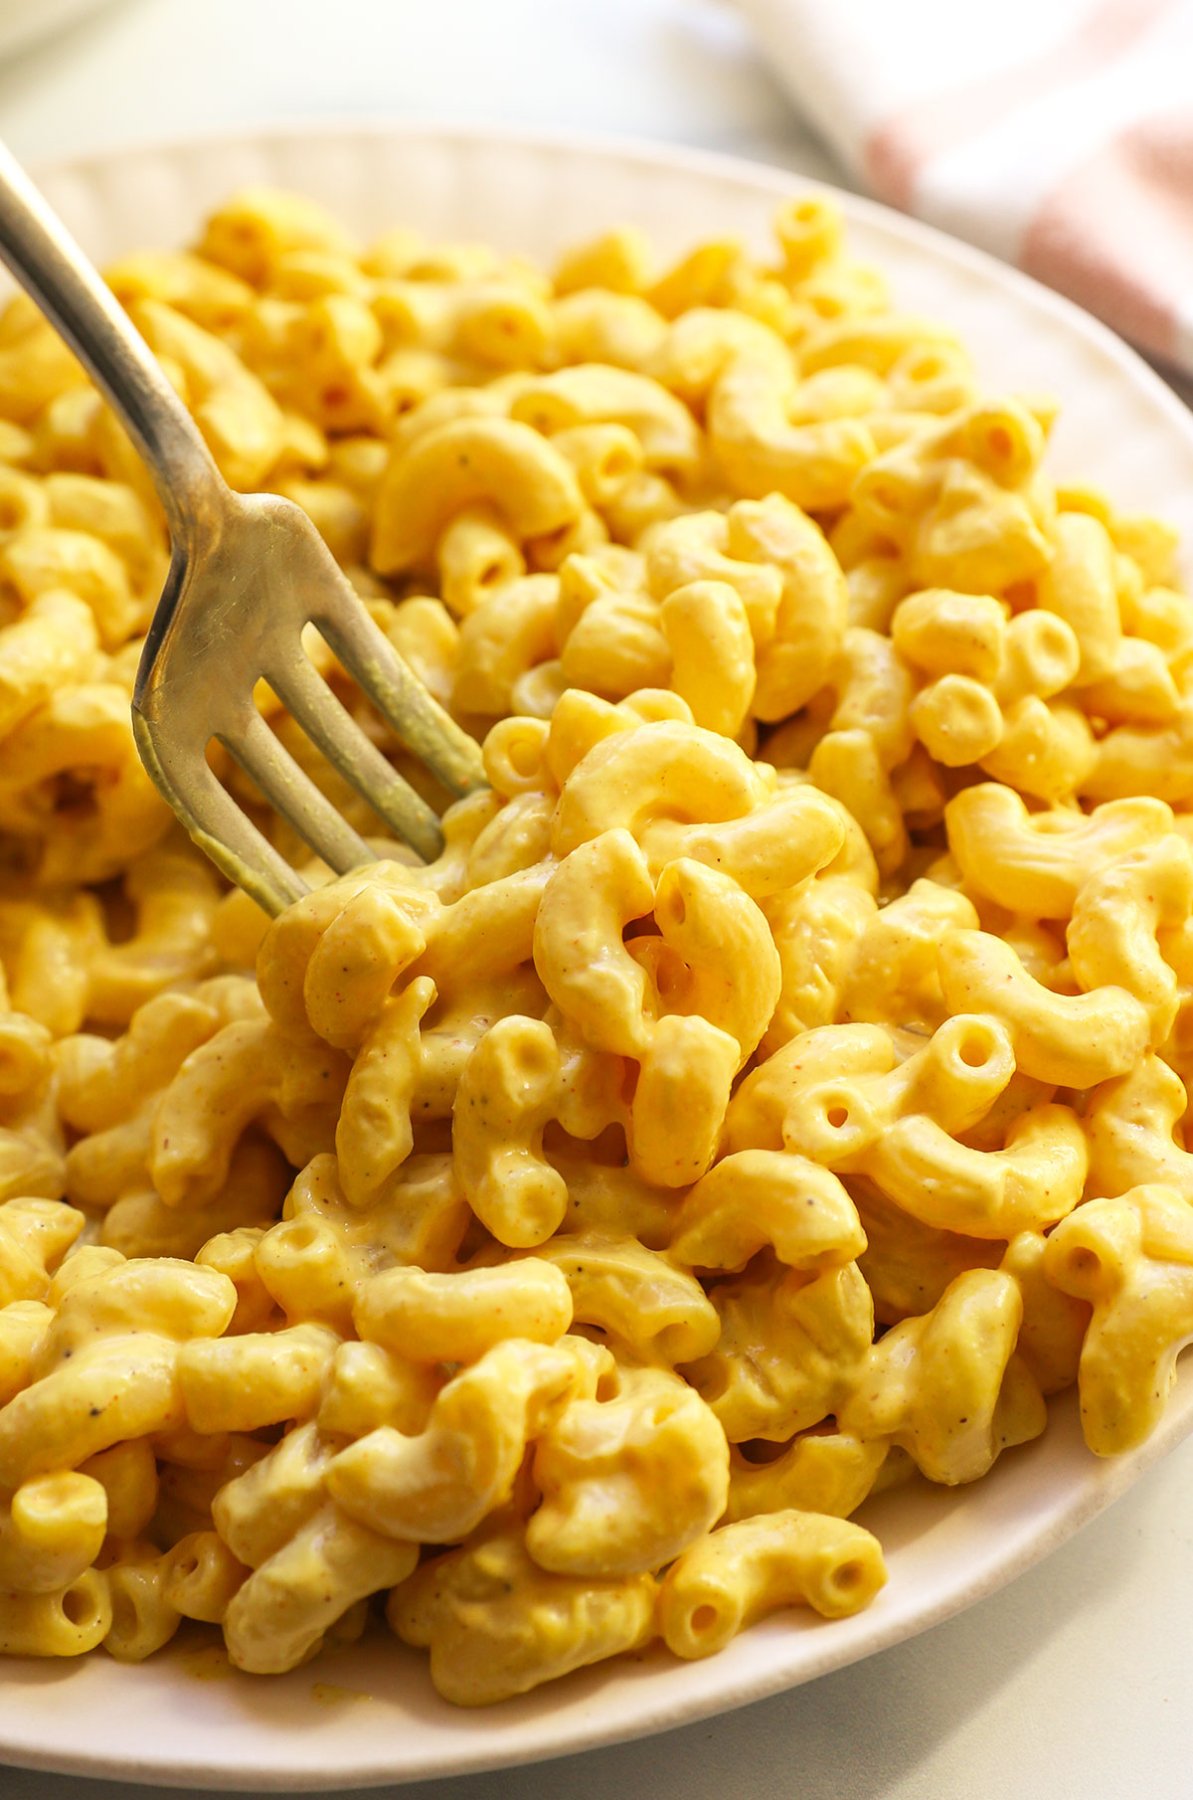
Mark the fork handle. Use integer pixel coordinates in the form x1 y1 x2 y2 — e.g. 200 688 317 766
0 140 227 544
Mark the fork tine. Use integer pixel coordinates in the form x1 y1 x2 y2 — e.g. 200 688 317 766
312 604 487 797
223 711 379 876
266 649 445 861
133 717 309 917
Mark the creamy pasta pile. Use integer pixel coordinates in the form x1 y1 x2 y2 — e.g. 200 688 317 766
0 188 1191 1702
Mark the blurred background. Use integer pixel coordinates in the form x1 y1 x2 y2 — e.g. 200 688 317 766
0 0 824 171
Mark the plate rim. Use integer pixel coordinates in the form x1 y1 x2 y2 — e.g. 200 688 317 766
2 115 1192 1791
4 1398 1192 1792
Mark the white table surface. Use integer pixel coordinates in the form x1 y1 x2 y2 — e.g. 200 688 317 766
1 2 1192 1795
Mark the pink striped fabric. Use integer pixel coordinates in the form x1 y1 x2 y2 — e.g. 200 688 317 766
736 0 1193 379
1023 107 1193 364
863 0 1173 211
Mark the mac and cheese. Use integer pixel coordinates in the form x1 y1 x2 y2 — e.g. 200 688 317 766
0 185 1189 1704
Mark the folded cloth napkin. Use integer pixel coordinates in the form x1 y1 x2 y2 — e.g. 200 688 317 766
736 0 1193 379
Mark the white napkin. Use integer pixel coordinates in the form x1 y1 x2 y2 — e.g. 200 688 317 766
737 0 1193 379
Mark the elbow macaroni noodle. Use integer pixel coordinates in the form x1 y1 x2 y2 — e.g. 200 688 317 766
0 182 1189 1703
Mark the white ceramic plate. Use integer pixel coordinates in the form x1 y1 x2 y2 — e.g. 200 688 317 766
3 121 1193 1793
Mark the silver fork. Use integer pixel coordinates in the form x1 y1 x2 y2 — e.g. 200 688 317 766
0 143 488 917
